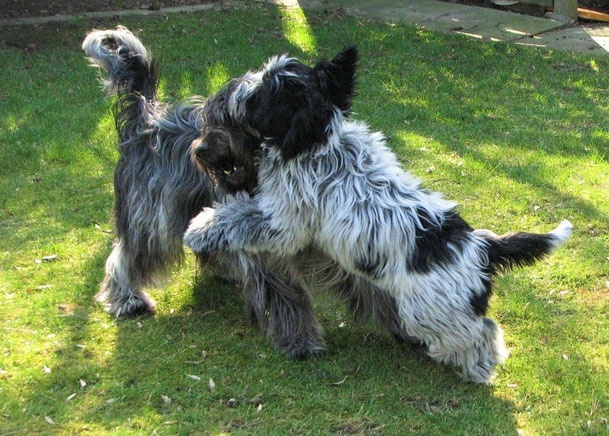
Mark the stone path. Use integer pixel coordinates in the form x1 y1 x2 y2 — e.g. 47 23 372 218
0 0 607 55
269 0 608 55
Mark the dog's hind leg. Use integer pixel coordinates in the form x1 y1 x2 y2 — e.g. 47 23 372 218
240 253 326 359
425 317 508 384
97 239 157 317
397 292 508 383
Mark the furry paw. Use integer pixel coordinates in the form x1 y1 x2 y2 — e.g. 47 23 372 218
97 289 156 318
184 207 224 253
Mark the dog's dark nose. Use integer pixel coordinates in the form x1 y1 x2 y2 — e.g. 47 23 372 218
193 139 208 159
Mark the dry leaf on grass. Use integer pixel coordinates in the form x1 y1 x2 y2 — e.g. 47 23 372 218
45 416 55 425
209 378 216 391
65 393 76 402
161 395 171 404
186 374 201 381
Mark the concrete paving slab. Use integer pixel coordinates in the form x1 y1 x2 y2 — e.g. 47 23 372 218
325 0 560 42
516 25 609 53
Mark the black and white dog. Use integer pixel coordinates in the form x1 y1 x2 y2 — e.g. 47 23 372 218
184 47 573 383
82 28 410 359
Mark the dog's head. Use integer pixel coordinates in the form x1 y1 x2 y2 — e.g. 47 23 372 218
191 82 262 195
227 46 358 160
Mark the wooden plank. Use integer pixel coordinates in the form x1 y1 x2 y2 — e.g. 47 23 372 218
578 7 609 22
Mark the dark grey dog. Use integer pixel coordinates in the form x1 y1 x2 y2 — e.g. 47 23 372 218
83 27 410 359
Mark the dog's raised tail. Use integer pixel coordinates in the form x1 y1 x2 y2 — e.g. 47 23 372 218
82 26 158 100
478 220 573 274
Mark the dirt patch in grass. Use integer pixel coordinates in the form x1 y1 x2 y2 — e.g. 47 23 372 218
0 0 218 19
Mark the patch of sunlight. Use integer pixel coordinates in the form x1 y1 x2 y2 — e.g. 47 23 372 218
204 62 230 95
0 113 30 134
178 70 193 98
278 5 317 56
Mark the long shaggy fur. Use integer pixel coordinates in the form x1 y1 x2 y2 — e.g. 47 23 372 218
82 27 408 360
184 47 573 382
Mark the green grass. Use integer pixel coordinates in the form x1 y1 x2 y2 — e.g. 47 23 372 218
1 3 608 434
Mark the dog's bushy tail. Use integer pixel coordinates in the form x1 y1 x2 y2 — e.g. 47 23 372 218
478 220 573 275
82 26 159 141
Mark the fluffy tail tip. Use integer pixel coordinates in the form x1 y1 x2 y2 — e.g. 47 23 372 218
549 219 573 252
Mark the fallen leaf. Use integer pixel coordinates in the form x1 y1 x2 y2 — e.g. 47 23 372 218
161 395 171 404
338 322 346 328
533 205 541 211
43 255 57 262
562 354 569 360
426 166 435 174
136 322 143 329
106 398 117 404
186 374 201 381
79 379 86 388
43 365 51 374
201 350 207 357
165 335 172 340
209 378 215 391
36 285 53 290
45 416 55 425
65 393 76 402
227 398 237 407
257 403 263 412
507 384 517 388
35 259 42 264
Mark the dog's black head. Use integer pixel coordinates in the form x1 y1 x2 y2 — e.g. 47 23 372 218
228 46 358 160
191 82 262 195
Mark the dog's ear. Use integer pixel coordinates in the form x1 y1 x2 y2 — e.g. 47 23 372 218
280 107 327 160
314 45 358 112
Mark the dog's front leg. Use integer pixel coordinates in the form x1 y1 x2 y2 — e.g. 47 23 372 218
184 198 297 255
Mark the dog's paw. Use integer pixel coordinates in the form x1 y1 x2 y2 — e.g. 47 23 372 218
184 208 224 253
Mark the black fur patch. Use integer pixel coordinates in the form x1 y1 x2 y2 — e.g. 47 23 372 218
469 277 494 316
409 208 473 273
241 47 358 160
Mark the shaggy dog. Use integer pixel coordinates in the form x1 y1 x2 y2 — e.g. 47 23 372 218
82 28 410 359
184 47 573 383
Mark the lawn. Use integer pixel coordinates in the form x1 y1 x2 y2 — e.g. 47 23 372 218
1 3 608 434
